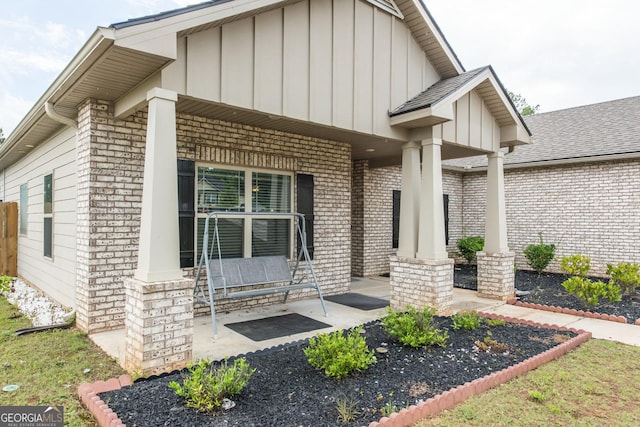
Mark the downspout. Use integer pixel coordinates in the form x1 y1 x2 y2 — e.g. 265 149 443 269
45 102 78 129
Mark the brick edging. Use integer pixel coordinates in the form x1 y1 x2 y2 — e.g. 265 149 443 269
79 316 591 427
77 375 132 427
506 298 631 324
367 313 592 427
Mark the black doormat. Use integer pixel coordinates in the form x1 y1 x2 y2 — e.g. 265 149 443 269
224 313 331 342
324 293 389 310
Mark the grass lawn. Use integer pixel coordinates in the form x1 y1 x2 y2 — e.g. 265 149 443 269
0 295 126 427
417 339 640 426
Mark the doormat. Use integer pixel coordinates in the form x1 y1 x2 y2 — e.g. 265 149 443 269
324 293 389 310
224 313 331 342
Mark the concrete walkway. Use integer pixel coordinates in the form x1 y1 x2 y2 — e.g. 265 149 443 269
90 276 640 369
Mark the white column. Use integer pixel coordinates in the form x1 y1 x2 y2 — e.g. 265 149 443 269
135 88 183 282
397 141 421 258
484 151 509 253
416 138 448 260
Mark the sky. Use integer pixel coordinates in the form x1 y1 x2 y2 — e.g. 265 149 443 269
2 0 640 137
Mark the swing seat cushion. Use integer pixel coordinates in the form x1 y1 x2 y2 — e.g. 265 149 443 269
209 255 293 289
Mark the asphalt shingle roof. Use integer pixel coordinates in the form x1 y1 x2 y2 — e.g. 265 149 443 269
389 67 489 117
443 95 640 169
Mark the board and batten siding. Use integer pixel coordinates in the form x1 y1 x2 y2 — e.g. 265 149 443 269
170 0 440 140
433 90 501 152
1 127 77 308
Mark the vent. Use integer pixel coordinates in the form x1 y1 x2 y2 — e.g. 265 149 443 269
365 0 404 18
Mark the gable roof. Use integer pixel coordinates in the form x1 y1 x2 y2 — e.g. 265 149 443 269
443 95 640 170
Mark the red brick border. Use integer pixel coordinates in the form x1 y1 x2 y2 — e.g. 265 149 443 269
78 316 591 427
506 298 630 324
77 375 132 427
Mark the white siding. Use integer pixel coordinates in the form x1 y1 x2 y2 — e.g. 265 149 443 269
2 127 77 307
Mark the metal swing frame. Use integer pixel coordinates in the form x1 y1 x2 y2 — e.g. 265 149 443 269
194 211 328 336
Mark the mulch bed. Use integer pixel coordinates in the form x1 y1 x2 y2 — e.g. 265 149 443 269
99 316 580 427
454 264 640 324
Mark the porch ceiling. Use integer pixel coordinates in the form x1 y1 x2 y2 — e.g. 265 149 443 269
177 96 486 168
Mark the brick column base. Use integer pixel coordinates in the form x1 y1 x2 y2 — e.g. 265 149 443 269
124 277 193 376
389 256 454 314
477 251 515 300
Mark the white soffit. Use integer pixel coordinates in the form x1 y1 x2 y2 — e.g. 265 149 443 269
365 0 404 18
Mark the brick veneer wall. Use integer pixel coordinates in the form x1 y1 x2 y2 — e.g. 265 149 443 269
351 164 463 277
75 100 351 332
461 159 640 275
76 100 146 333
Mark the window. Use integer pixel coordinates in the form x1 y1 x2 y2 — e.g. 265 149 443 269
19 183 28 235
392 191 449 248
43 174 53 258
195 165 292 261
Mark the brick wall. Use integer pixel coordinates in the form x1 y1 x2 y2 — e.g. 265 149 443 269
76 100 351 331
461 159 640 275
76 100 146 333
351 164 463 276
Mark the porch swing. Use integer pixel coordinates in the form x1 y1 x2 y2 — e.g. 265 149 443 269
193 211 328 336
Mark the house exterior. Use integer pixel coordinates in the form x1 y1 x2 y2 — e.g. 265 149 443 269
0 0 529 374
357 96 640 278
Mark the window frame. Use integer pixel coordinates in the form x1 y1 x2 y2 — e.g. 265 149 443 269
194 163 295 260
43 173 53 259
19 183 28 235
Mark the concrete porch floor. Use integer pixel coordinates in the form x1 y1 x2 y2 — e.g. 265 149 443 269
90 276 506 368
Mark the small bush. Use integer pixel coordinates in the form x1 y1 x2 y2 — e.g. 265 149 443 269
561 276 621 307
304 326 376 379
560 254 591 277
606 262 640 294
381 306 448 348
0 276 13 294
451 310 483 331
485 318 506 327
169 358 255 412
523 233 556 274
456 235 484 264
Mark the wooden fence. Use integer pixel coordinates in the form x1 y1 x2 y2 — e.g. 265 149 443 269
1 202 18 276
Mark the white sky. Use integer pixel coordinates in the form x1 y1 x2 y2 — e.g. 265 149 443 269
2 0 640 136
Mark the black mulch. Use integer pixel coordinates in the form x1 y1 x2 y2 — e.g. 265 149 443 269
454 264 640 324
101 318 576 427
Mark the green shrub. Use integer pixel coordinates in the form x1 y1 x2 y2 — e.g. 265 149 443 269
523 233 556 274
0 276 13 294
561 276 621 307
168 357 255 412
451 310 483 331
456 235 485 264
560 254 591 277
381 306 448 348
304 326 376 379
606 262 640 294
485 318 506 327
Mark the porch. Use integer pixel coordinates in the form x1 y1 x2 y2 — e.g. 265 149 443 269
90 276 505 369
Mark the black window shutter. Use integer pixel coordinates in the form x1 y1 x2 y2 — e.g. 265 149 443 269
177 160 195 268
392 190 401 248
296 174 314 259
443 194 449 245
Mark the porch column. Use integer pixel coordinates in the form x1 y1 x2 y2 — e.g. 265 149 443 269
135 88 183 282
477 151 515 300
390 137 453 314
416 138 448 260
124 87 193 376
397 141 421 258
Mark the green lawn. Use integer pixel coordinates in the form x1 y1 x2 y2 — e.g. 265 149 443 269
0 295 126 427
417 339 640 426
